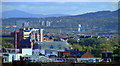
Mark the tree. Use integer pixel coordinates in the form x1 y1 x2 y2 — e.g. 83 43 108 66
67 37 119 57
1 48 8 53
72 44 82 51
67 38 77 45
78 38 101 46
113 45 120 55
2 40 14 48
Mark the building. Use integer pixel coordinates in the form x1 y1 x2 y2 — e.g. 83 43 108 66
46 21 51 27
40 21 51 27
68 49 96 62
22 22 29 28
41 21 45 26
2 48 32 63
29 56 51 62
78 24 81 32
102 52 112 62
58 51 70 57
11 28 42 49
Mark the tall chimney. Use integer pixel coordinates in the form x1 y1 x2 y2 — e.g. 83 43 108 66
40 29 44 42
14 31 17 49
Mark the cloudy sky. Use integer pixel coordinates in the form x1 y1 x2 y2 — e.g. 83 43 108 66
2 2 118 15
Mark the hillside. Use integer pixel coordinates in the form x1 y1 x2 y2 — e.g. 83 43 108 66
2 9 119 35
2 10 68 18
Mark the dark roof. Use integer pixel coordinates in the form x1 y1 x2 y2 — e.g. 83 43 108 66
69 50 87 57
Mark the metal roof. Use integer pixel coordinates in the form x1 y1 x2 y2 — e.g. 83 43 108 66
34 41 72 50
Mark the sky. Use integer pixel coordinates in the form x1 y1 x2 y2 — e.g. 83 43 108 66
1 0 119 2
2 2 118 15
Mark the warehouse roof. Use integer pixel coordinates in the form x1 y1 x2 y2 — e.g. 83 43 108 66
33 41 72 50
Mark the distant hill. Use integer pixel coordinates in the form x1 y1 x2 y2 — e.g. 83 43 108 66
2 9 119 34
2 10 69 18
44 9 118 31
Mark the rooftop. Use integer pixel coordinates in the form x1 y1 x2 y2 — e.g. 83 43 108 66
34 41 72 50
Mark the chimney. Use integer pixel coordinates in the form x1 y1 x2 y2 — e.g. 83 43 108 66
85 49 89 52
14 31 17 49
40 29 44 42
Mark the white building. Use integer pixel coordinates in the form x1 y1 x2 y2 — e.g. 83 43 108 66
2 48 32 63
78 24 81 32
2 53 22 63
32 49 62 57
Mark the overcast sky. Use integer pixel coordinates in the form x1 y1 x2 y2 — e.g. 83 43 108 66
2 2 118 15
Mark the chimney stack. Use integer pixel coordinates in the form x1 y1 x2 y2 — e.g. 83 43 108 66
14 31 17 49
40 29 44 42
